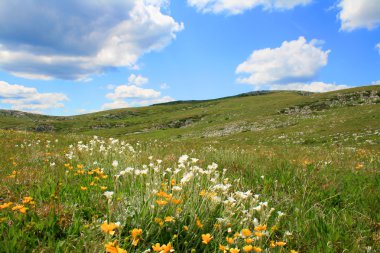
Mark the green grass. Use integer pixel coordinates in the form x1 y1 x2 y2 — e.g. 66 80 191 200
0 86 380 252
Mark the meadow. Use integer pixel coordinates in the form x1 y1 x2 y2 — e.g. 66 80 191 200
0 87 380 252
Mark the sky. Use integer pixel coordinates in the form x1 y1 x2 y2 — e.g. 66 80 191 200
0 0 379 116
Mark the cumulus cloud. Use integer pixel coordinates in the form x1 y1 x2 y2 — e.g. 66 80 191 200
103 75 174 110
128 74 149 86
106 85 161 100
188 0 312 14
0 81 68 113
338 0 380 31
0 0 183 80
236 37 330 87
270 82 349 92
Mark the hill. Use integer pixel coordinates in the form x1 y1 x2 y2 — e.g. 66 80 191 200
0 85 380 146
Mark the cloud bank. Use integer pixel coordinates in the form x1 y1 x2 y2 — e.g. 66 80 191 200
0 0 183 80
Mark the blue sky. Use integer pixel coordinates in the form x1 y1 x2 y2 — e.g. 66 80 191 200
0 0 379 115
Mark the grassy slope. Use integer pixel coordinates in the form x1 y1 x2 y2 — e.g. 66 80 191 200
0 85 379 252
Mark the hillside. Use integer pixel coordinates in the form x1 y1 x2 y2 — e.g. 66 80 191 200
1 85 380 146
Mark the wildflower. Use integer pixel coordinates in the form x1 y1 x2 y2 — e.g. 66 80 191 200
241 229 252 237
105 240 127 253
226 237 234 244
254 232 263 237
164 216 175 223
230 248 240 253
172 198 182 205
291 250 298 253
199 190 207 196
156 200 168 206
0 202 13 209
130 228 142 241
152 243 163 252
269 241 275 248
100 186 108 191
245 238 254 244
219 244 228 251
160 242 174 253
253 247 262 252
112 160 119 168
101 222 119 235
80 186 87 191
254 225 267 231
77 164 84 169
196 218 203 228
22 197 34 205
12 205 27 214
243 245 253 252
183 226 189 231
104 191 114 200
276 241 286 246
202 233 213 244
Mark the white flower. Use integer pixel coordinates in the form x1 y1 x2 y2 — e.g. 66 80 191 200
103 191 114 200
112 160 119 168
178 155 189 164
172 186 182 192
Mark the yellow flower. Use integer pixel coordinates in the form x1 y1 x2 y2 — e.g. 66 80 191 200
172 198 182 205
202 233 213 244
156 200 168 206
199 190 207 196
270 241 276 248
101 222 119 235
254 232 263 237
254 225 267 231
105 240 127 253
226 237 235 244
160 242 173 253
183 225 189 231
291 251 298 253
77 164 84 169
130 228 142 239
131 238 140 246
253 246 262 252
164 216 175 223
12 205 27 214
230 248 240 253
196 218 203 229
276 241 286 246
241 229 252 237
80 186 87 191
0 202 13 209
152 243 163 252
245 238 254 244
219 244 228 251
243 245 253 252
100 186 108 191
22 197 33 204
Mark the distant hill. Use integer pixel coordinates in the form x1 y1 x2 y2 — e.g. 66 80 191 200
0 85 379 146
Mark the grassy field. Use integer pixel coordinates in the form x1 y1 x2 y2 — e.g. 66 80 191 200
0 86 380 252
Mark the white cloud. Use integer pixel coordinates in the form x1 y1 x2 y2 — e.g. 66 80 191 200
128 74 149 86
0 81 68 113
188 0 312 15
372 80 380 85
377 43 380 53
236 37 330 87
338 0 380 31
103 82 174 110
106 85 161 100
270 82 349 92
0 0 183 80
